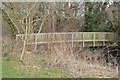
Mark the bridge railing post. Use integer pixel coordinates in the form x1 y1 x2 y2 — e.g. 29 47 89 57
82 32 84 47
93 32 96 46
34 35 37 51
103 32 105 46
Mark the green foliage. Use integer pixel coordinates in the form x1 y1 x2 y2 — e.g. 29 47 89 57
84 2 119 46
84 2 112 32
105 3 120 46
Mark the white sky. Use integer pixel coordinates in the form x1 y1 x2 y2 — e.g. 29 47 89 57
1 0 120 2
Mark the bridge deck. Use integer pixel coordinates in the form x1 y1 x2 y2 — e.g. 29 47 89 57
16 32 116 47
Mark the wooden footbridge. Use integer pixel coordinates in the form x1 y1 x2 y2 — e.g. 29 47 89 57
16 32 116 47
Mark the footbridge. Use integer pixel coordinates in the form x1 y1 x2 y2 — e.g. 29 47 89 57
16 32 117 47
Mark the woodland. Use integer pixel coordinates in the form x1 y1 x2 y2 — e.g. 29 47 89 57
1 1 120 78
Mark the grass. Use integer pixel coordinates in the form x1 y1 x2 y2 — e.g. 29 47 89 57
2 52 117 78
2 54 69 78
0 57 2 78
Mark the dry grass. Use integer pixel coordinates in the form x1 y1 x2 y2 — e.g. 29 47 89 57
2 36 118 78
37 42 118 78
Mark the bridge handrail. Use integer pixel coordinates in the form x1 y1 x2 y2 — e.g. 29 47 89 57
16 32 116 44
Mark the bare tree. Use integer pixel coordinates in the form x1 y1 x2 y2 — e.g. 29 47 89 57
2 2 50 60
